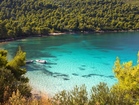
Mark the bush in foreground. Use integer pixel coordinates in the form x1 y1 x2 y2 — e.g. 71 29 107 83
0 48 31 103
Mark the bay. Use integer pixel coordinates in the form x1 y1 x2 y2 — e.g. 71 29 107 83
0 31 139 96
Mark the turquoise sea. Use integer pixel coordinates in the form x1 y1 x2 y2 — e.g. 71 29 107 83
0 32 139 96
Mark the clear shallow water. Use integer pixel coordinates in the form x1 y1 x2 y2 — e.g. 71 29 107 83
1 32 139 96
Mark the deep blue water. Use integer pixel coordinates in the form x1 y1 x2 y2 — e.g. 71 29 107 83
0 32 139 96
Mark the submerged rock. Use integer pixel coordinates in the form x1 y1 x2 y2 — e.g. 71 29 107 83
72 73 79 76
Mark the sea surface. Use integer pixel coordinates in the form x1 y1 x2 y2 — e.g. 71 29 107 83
0 32 139 96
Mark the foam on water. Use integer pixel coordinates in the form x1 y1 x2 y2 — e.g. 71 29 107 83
1 32 139 97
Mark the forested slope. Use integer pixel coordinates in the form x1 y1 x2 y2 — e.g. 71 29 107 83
0 0 139 39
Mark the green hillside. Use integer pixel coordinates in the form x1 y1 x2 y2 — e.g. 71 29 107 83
0 0 139 39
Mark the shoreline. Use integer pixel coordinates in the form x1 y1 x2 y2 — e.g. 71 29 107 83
1 30 138 100
0 30 139 44
0 32 65 43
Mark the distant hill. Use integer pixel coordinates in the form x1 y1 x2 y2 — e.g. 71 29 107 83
0 0 139 39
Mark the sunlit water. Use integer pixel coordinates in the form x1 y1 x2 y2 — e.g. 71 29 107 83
1 32 139 96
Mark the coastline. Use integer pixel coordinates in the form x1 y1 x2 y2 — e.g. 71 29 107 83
0 30 139 44
0 32 65 43
1 30 139 101
49 32 66 36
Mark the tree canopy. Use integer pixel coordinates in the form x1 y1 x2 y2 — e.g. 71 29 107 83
0 48 31 103
113 52 139 102
0 0 139 39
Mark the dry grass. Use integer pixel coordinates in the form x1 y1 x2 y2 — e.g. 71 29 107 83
1 90 53 105
37 93 52 105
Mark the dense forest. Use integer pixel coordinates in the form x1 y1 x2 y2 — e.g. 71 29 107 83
0 0 139 39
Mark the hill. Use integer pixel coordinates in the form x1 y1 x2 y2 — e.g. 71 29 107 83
0 0 139 39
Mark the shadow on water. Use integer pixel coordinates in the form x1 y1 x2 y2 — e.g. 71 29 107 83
25 61 57 71
78 65 87 71
46 62 57 65
72 73 79 76
26 64 42 71
81 73 115 79
26 62 57 71
78 67 86 71
52 72 70 81
26 63 70 80
63 78 70 80
42 69 53 76
26 51 56 59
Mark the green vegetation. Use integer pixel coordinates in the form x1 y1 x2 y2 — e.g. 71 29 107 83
52 83 132 105
113 54 139 103
0 0 139 39
0 47 31 103
1 48 139 105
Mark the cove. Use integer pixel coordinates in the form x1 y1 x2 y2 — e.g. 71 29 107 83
0 31 139 96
